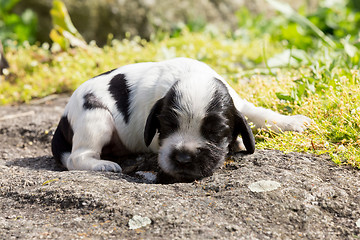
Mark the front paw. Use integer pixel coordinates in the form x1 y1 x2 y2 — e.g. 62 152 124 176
280 114 312 132
92 161 122 172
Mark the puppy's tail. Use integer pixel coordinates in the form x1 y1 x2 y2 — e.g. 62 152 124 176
51 116 73 165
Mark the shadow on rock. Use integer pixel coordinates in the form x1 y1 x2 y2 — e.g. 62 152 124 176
5 154 162 184
6 155 66 171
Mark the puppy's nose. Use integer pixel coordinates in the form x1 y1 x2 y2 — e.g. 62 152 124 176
175 152 192 164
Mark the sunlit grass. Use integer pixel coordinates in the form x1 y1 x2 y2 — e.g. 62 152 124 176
234 68 360 168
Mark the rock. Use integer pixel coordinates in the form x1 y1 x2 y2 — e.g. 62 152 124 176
128 215 152 230
0 95 359 239
248 180 281 192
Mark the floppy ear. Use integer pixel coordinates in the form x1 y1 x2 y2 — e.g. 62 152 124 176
233 110 255 154
144 98 164 147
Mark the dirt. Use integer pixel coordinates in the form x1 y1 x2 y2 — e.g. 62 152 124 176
0 95 359 239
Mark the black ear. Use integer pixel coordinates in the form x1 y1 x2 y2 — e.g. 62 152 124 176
144 98 164 147
233 111 255 154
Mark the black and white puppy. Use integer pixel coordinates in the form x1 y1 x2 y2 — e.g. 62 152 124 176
52 58 311 182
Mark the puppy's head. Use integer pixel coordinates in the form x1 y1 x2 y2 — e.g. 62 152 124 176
144 78 255 182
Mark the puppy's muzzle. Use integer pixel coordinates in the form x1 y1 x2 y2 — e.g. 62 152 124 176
172 149 193 166
175 152 192 164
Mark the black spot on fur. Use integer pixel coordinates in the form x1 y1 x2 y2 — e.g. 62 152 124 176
144 84 181 147
206 78 255 154
83 92 107 110
202 78 234 144
144 98 164 147
51 116 73 163
157 86 180 141
206 79 232 114
108 73 131 123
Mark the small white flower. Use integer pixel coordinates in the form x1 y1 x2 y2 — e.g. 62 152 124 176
338 144 345 151
351 107 360 115
30 60 38 67
2 68 9 76
42 42 50 50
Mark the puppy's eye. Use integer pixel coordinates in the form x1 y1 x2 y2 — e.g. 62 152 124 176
202 124 230 143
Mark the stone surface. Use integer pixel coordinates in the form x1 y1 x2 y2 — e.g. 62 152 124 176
128 215 152 230
248 180 281 192
0 94 359 239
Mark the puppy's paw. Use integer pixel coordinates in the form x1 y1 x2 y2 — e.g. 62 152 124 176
279 114 312 132
92 160 122 172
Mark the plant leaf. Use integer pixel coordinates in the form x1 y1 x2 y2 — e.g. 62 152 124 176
266 0 336 48
340 37 358 58
267 49 309 67
49 0 87 50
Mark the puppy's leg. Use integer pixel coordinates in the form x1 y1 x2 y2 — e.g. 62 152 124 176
227 87 312 132
62 110 122 172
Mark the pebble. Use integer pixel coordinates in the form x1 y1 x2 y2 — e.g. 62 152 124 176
356 218 360 228
128 215 152 230
225 224 239 232
74 217 83 222
248 180 281 193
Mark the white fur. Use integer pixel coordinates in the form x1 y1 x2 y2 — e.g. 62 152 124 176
59 58 311 172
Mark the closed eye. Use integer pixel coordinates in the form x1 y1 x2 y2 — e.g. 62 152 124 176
201 113 230 137
202 124 230 143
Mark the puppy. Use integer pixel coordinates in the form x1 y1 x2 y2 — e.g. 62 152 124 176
52 58 311 182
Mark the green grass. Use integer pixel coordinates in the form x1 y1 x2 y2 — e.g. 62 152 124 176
1 1 360 168
238 69 360 168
